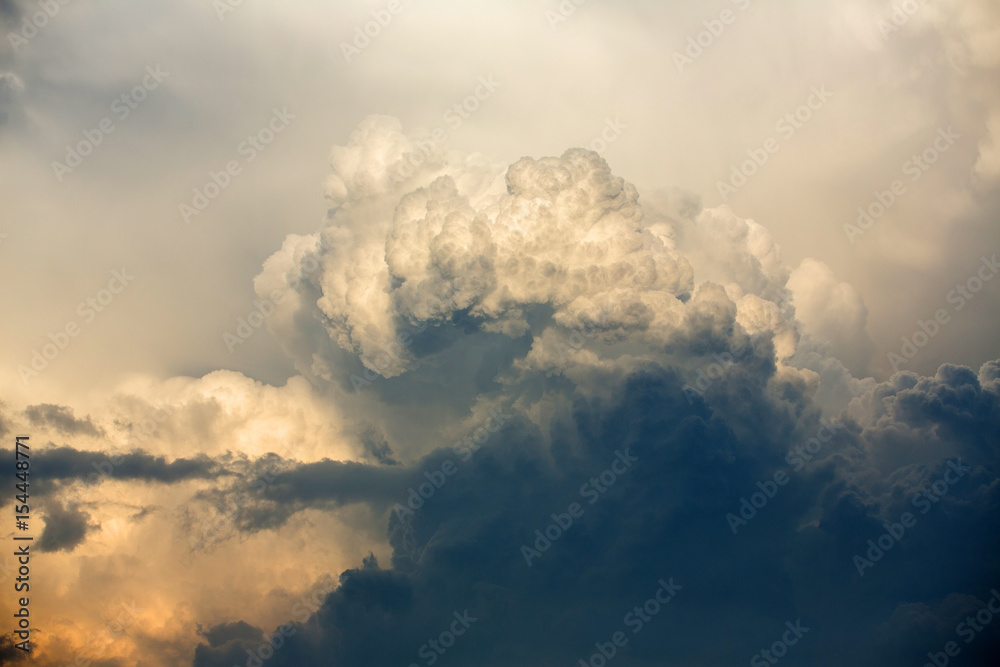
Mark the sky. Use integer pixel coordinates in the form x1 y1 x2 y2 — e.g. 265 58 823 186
0 0 999 665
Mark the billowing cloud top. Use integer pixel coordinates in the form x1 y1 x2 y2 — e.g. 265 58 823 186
255 116 830 402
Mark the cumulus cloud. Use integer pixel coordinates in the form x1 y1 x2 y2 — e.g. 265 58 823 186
3 1 999 665
255 117 831 406
9 77 998 661
788 258 876 376
256 119 707 381
183 118 1000 665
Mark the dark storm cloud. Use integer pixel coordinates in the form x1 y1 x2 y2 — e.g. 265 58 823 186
264 458 411 506
24 403 104 437
0 633 27 662
0 445 227 491
200 621 263 648
37 500 92 553
192 356 1000 666
187 450 442 536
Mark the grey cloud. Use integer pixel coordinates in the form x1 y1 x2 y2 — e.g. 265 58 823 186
24 403 103 437
200 621 263 648
190 355 1000 666
361 427 398 465
0 71 21 125
0 634 28 662
37 500 93 553
0 444 227 490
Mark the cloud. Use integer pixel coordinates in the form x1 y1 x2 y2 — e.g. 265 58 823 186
975 109 1000 182
0 634 28 663
360 428 398 465
37 500 94 553
0 0 19 19
199 621 263 648
24 403 104 437
189 354 999 666
1 444 226 488
0 2 996 665
183 118 1000 665
7 35 999 658
0 72 22 125
788 258 875 376
257 123 701 381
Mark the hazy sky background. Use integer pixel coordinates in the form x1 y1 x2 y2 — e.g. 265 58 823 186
1 1 998 665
